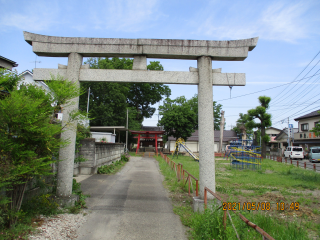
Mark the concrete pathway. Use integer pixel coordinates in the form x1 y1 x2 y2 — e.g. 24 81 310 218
75 157 187 240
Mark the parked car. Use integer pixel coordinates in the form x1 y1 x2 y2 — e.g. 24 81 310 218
284 146 304 160
309 147 320 163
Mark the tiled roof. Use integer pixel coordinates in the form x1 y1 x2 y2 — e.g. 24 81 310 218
142 126 163 131
167 130 237 142
294 109 320 121
274 128 298 140
19 70 33 76
0 55 18 67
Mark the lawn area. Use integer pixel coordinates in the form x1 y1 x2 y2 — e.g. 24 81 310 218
155 154 320 239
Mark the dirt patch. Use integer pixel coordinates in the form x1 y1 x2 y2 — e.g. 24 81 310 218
262 192 287 202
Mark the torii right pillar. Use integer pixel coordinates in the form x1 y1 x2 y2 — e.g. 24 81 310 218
198 56 215 198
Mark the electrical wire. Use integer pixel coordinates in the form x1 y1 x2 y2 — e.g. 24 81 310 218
216 73 320 102
271 50 320 104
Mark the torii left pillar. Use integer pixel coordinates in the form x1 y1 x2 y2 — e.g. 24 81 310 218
56 52 82 205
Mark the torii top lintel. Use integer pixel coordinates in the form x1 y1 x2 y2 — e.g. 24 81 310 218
24 32 258 61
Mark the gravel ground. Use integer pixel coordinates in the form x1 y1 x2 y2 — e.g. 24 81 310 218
28 211 88 240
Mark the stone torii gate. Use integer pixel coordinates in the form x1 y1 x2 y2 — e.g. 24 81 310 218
24 31 258 204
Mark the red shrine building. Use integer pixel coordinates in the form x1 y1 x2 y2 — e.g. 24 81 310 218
130 127 165 154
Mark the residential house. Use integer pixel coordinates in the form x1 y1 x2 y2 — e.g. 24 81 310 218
274 128 299 155
166 130 237 153
265 127 282 150
0 55 18 70
294 109 320 150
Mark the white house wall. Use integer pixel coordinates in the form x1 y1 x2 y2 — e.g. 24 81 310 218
169 140 218 153
298 117 320 132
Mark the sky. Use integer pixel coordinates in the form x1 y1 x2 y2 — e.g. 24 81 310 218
1 0 320 131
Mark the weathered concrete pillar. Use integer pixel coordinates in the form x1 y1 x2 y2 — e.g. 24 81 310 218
197 56 215 199
56 52 83 201
133 55 147 70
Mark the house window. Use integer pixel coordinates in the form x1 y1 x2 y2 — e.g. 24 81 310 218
301 123 308 131
315 122 319 127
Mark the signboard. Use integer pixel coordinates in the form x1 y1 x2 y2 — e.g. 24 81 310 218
289 124 293 128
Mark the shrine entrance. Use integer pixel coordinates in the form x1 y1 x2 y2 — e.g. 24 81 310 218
23 31 258 202
130 130 165 155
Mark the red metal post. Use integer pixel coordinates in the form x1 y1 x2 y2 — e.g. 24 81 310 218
196 180 198 196
155 133 158 155
204 188 207 209
304 162 306 169
223 210 227 230
136 133 141 154
291 159 292 165
297 161 299 167
314 164 316 171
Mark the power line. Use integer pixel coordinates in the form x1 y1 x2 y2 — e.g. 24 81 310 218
270 74 320 120
271 60 320 106
271 50 320 104
216 73 320 102
273 99 320 125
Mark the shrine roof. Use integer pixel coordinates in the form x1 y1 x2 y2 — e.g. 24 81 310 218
130 130 165 134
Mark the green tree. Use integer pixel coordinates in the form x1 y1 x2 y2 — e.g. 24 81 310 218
311 111 320 137
0 71 83 228
187 94 223 130
232 113 253 139
246 96 272 158
80 57 170 125
158 96 197 141
0 69 21 99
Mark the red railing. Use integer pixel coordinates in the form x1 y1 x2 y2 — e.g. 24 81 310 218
269 155 317 171
204 187 275 240
158 152 274 239
160 152 199 196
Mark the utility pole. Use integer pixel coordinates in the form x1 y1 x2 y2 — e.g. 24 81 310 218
287 117 290 147
126 108 129 152
219 111 225 153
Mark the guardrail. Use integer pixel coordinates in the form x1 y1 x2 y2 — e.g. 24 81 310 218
158 152 274 239
269 155 318 172
204 187 275 240
160 152 199 197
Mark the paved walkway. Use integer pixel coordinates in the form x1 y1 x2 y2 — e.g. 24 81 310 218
75 157 187 240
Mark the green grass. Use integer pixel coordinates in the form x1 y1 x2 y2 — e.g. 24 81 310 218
155 154 318 239
97 154 130 174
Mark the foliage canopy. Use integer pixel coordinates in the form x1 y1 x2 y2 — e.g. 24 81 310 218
0 70 84 228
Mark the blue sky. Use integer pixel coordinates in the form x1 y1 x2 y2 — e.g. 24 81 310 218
1 0 320 130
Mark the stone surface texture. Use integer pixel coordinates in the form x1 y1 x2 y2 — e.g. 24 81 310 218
24 31 258 60
133 55 147 70
73 139 124 175
56 52 83 198
198 56 215 198
33 68 245 86
28 212 87 239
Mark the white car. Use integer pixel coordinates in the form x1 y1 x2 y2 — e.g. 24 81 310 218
284 146 304 160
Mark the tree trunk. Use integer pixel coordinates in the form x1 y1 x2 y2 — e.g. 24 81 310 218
261 127 266 158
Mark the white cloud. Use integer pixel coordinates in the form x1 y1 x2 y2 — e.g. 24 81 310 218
89 0 160 32
194 1 319 43
0 1 59 31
